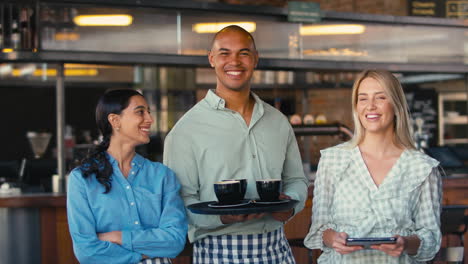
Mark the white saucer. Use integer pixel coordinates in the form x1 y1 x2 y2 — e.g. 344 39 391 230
253 199 289 205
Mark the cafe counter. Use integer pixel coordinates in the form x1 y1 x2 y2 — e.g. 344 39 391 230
0 193 78 264
1 176 467 264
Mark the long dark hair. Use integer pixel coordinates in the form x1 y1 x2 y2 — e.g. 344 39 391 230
80 89 143 193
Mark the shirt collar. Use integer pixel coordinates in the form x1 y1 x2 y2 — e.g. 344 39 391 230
205 89 226 110
204 89 264 115
106 152 144 168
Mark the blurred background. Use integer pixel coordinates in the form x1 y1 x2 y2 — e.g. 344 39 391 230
0 0 466 263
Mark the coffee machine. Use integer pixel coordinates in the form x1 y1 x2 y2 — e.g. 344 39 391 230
19 132 56 192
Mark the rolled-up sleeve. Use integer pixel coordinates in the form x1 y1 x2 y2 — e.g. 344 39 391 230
410 168 442 261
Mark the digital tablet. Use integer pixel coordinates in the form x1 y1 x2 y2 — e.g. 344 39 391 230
345 237 397 247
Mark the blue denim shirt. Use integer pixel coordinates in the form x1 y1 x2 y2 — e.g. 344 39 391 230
67 153 187 264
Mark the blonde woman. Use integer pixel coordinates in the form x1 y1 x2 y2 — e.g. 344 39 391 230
304 69 441 263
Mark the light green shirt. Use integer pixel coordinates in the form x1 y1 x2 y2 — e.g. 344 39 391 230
163 89 308 242
304 143 442 264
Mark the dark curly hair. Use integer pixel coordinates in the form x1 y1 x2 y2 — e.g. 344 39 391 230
79 89 143 193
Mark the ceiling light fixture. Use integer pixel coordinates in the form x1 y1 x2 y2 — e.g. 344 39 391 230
300 24 365 35
64 64 116 69
12 69 98 77
303 48 368 57
193 22 256 33
74 15 133 26
399 74 464 84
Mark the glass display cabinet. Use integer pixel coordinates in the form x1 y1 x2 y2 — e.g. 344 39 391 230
438 92 468 145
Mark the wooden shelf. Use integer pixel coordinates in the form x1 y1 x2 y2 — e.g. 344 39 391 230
292 124 353 138
444 116 468 125
1 51 468 73
444 138 468 144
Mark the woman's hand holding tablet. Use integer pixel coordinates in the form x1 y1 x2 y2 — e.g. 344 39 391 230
345 237 397 247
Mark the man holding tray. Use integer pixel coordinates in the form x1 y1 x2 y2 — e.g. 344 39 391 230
163 25 308 263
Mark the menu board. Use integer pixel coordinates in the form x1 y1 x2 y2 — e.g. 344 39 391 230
408 0 443 17
446 0 468 19
408 0 468 19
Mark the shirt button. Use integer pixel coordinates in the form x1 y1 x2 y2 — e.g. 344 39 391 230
130 202 135 206
126 186 131 189
253 154 256 158
131 163 135 166
131 171 135 175
134 221 139 225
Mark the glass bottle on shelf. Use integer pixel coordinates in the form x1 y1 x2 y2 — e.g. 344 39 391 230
0 24 3 49
11 20 20 50
40 6 56 50
19 8 31 50
0 6 3 49
57 7 71 50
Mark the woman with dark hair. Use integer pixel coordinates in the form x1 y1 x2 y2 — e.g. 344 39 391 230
304 69 441 263
67 89 187 264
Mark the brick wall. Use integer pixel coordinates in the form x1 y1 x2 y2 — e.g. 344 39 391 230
297 88 354 164
255 86 354 165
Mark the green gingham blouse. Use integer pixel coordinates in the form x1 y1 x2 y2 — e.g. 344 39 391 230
304 144 442 264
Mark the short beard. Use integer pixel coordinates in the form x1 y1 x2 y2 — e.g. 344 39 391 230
220 80 250 92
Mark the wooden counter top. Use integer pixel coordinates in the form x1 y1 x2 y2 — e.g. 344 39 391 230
0 177 467 264
442 176 468 205
0 193 66 208
0 176 464 209
0 192 75 263
443 176 468 187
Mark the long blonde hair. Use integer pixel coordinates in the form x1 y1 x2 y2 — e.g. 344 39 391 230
348 69 416 150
